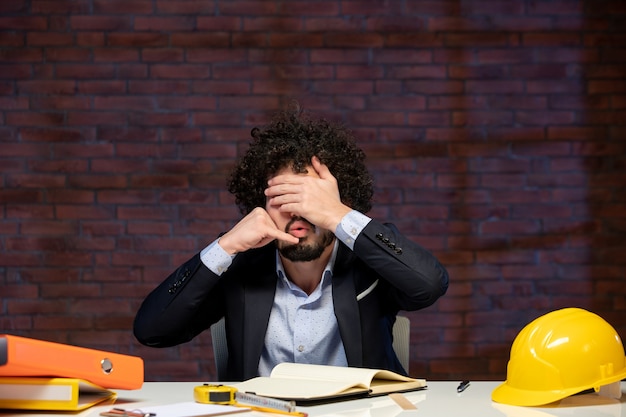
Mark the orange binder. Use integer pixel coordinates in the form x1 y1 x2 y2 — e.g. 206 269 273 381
0 334 143 390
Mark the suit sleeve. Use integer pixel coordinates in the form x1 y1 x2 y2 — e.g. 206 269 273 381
353 220 449 310
133 253 225 347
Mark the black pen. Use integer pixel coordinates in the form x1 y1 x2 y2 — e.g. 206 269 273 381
457 380 470 393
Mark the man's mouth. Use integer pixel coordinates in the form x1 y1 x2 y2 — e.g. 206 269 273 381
287 219 313 239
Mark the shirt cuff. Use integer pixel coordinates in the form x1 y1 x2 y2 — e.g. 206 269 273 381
335 210 372 250
200 239 235 276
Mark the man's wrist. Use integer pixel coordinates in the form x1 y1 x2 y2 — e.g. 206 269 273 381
200 239 235 275
335 210 372 250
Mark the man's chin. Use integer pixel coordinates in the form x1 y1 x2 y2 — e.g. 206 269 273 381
278 243 324 262
276 229 335 262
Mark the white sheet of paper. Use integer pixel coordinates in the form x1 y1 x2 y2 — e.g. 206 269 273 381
138 401 249 417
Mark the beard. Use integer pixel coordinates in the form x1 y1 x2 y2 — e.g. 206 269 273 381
277 218 335 262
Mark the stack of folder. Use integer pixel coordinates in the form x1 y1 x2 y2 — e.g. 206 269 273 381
0 334 144 411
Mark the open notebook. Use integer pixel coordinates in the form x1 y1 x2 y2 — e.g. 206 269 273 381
233 363 426 404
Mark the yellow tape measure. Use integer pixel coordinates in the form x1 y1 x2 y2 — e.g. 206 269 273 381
194 384 307 416
194 384 237 405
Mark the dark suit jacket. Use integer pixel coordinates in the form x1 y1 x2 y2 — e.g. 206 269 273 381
134 220 449 381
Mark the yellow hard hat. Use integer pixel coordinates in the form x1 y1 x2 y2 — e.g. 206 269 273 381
492 307 626 406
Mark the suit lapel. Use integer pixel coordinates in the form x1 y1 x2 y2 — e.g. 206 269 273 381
242 258 277 378
332 244 363 366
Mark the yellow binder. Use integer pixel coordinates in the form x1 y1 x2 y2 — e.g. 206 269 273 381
0 376 117 411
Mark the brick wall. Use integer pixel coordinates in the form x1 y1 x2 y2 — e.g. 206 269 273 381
1 0 625 382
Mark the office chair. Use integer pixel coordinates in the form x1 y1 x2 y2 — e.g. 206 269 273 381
392 315 410 373
210 317 229 381
210 315 411 380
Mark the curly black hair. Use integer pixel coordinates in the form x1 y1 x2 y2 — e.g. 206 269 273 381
228 108 374 215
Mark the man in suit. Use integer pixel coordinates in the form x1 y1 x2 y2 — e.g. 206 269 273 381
133 107 449 380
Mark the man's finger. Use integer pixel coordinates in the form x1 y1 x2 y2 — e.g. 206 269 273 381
272 229 299 244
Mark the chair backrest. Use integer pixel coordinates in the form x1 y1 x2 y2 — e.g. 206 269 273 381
392 315 410 373
210 317 229 381
210 315 411 380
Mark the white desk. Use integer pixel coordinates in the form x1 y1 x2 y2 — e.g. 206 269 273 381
2 381 625 417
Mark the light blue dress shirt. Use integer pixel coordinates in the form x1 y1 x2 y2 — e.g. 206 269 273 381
200 210 372 376
258 241 346 376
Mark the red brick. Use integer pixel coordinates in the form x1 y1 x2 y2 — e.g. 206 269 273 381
195 16 241 31
481 220 542 235
310 49 369 64
134 16 195 31
54 205 114 220
7 300 68 315
187 49 247 64
0 283 38 298
406 80 464 94
93 0 152 14
127 222 171 236
268 33 324 48
445 33 510 47
0 65 28 81
26 33 73 47
66 111 126 125
47 189 94 204
0 250 45 266
0 16 47 30
111 252 170 267
0 49 43 63
76 81 125 94
449 143 511 157
523 32 582 47
188 113 238 128
528 0 584 15
453 110 513 126
18 221 76 236
155 0 215 14
386 33 443 49
66 175 127 189
79 222 124 237
516 110 576 125
48 144 112 159
125 63 152 79
160 127 203 143
536 47 600 63
129 174 189 188
158 96 217 110
7 111 62 127
94 96 155 111
106 33 168 47
16 80 76 94
475 48 535 64
56 64 116 79
0 0 28 13
93 48 139 62
31 0 89 13
40 283 102 299
0 32 25 48
170 33 230 48
5 173 66 188
97 190 156 204
128 112 187 126
73 33 104 47
528 173 587 187
0 189 42 204
466 80 525 94
141 48 185 63
70 16 131 31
